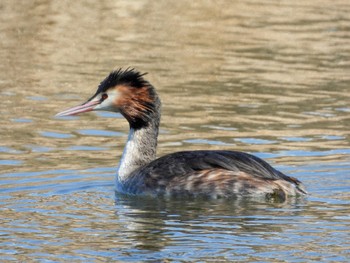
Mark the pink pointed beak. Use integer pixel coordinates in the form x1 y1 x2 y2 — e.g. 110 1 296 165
56 99 100 117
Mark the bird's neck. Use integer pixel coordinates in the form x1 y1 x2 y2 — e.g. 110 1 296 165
116 108 160 185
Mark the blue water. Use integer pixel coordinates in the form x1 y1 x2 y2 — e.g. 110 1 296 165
1 147 349 261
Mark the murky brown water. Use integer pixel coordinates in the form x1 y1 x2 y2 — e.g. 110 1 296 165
1 0 350 262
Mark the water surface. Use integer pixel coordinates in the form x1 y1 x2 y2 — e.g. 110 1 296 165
0 0 349 262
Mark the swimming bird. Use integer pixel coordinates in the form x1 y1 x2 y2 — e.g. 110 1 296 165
56 68 307 200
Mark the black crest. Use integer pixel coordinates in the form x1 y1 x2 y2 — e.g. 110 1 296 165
97 68 149 94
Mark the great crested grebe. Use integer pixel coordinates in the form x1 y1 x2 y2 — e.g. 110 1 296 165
56 68 307 199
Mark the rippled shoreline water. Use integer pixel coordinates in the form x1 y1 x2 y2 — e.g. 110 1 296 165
1 0 350 262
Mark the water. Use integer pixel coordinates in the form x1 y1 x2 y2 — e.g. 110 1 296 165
1 0 350 262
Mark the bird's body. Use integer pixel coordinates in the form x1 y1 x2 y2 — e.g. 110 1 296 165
56 69 306 200
117 150 305 199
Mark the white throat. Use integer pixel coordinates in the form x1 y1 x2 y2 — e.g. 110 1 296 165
116 121 159 185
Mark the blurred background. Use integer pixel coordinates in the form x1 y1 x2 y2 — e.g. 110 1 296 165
0 0 349 262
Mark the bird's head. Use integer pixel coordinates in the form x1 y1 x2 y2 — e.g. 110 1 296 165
56 68 160 128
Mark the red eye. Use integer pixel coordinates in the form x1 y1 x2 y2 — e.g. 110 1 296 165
101 93 108 100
